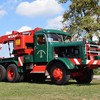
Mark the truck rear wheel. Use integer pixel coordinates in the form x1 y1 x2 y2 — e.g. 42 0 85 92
0 65 6 82
76 69 93 84
7 64 20 82
50 63 70 85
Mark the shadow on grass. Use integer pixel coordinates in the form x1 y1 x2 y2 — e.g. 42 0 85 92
68 80 100 86
4 78 100 86
24 78 100 86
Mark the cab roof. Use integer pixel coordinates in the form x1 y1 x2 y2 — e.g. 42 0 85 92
35 29 71 37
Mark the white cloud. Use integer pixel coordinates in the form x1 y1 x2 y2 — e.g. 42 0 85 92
0 0 22 10
6 31 11 35
16 0 64 18
6 26 32 35
0 9 6 18
18 25 32 32
46 16 64 29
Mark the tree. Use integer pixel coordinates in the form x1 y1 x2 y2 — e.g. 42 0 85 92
59 0 100 41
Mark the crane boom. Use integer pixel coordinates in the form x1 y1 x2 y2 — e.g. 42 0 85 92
0 27 42 44
0 31 19 44
0 27 42 56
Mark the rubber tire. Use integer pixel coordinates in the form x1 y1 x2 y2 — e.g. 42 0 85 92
76 69 93 84
7 64 20 82
0 65 6 82
50 62 70 85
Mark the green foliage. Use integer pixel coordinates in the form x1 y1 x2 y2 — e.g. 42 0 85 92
94 68 100 75
60 0 100 40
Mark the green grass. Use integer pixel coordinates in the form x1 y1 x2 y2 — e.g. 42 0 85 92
0 80 100 100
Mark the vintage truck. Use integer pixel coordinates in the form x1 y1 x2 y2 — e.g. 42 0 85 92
0 28 100 85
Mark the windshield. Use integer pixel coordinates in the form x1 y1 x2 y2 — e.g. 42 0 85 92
47 33 71 43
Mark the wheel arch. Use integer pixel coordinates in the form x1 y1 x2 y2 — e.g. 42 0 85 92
0 60 18 70
47 58 75 73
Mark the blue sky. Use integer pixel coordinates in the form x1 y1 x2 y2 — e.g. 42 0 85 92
0 0 70 57
0 0 70 35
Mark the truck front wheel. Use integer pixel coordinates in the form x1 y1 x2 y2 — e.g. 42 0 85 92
0 65 6 82
7 64 20 82
50 63 70 85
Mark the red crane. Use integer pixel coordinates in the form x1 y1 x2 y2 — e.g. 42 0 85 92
0 27 42 57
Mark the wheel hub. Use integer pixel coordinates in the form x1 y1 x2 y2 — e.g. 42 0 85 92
8 69 14 80
53 68 63 81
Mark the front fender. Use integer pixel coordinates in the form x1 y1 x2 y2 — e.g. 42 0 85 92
47 57 77 70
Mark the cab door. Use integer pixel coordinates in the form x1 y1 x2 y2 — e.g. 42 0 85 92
34 34 48 62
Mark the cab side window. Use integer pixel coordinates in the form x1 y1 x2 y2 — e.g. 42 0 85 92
37 35 46 45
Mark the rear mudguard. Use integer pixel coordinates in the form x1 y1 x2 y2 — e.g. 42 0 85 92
47 57 77 71
0 60 23 73
0 60 18 66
